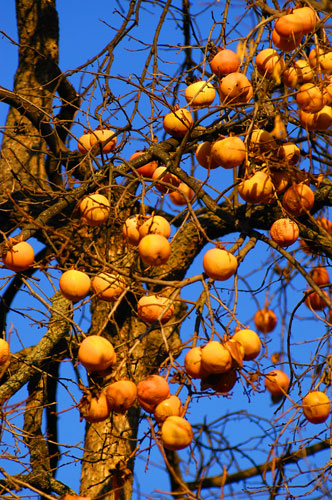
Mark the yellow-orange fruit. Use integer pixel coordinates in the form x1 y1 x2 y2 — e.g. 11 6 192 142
169 182 194 206
302 391 330 424
59 269 91 302
203 248 238 281
282 183 314 216
64 495 92 500
89 129 117 154
2 241 35 272
299 106 332 131
105 380 137 413
0 339 10 366
274 14 303 38
249 129 277 153
152 166 180 193
277 142 300 164
293 6 316 34
92 273 126 302
232 329 261 361
283 60 313 87
129 151 158 178
317 217 332 234
309 47 332 75
201 341 233 374
270 169 290 194
255 48 285 77
196 142 219 169
78 335 116 373
138 234 171 266
163 108 193 137
137 374 170 412
122 215 141 246
210 136 246 169
154 395 183 423
254 308 277 333
304 290 329 311
184 346 208 379
209 49 240 76
77 133 92 154
272 28 302 52
79 193 110 226
238 171 274 204
137 295 174 324
80 392 111 423
219 72 253 104
270 218 300 247
139 215 171 239
184 80 216 108
264 370 290 396
161 416 193 450
296 83 324 113
309 267 330 286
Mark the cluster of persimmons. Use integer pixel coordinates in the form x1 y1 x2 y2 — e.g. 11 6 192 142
2 2 332 453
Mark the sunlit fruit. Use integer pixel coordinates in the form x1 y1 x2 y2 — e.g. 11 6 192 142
64 495 92 500
232 329 261 361
79 193 110 226
255 48 285 77
91 273 126 302
163 108 193 137
203 247 238 281
152 166 180 193
122 215 141 246
304 289 329 311
270 169 290 194
137 374 170 412
138 215 171 239
210 136 246 169
201 341 233 374
283 60 313 87
169 182 194 206
254 308 277 333
296 83 324 113
309 267 330 286
137 294 174 324
264 370 289 396
219 72 253 104
154 395 183 423
161 416 193 450
129 151 158 178
138 234 171 266
196 142 219 169
274 14 303 38
59 269 91 302
238 171 274 204
302 391 330 424
299 106 332 131
78 335 116 373
277 142 300 164
2 241 35 272
184 80 216 108
89 129 117 154
79 392 111 423
270 218 300 247
77 132 92 154
209 48 240 77
272 28 302 52
282 183 314 216
105 380 137 413
201 369 237 393
249 129 277 153
317 216 332 234
184 346 208 379
293 6 316 34
0 339 10 366
309 47 332 75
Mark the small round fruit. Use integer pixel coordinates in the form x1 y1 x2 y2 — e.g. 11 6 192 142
122 215 141 246
282 184 314 216
309 47 332 75
78 335 116 373
79 193 110 226
302 391 330 424
274 14 303 38
2 241 35 272
264 370 290 396
137 295 174 324
232 329 261 361
139 215 171 239
249 129 277 153
161 416 193 450
129 151 158 178
219 72 253 104
138 234 171 266
92 273 126 302
184 346 208 379
254 308 277 333
137 374 170 412
277 142 300 164
64 495 92 500
184 80 216 108
238 171 274 204
0 339 10 366
80 392 111 423
196 142 219 169
299 106 332 131
163 108 193 137
77 133 92 154
89 129 117 154
154 395 183 423
304 290 329 311
169 183 194 206
255 48 285 77
210 136 246 169
203 248 238 281
201 341 233 374
309 267 330 286
272 28 302 52
270 218 300 247
293 6 316 34
59 270 91 302
209 49 240 77
296 83 324 113
105 380 137 413
152 166 180 193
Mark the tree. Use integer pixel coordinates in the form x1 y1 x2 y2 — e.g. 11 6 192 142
1 0 332 498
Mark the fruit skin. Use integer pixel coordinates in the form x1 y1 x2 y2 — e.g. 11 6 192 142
2 241 35 272
79 193 110 226
89 129 117 154
154 395 183 423
304 290 329 311
210 136 246 169
137 374 170 412
137 294 174 324
203 248 238 281
129 151 158 178
272 28 302 52
196 142 219 169
238 171 274 204
59 269 91 302
138 234 171 266
122 215 141 246
255 48 285 77
302 391 330 424
270 218 299 247
277 142 300 165
184 80 216 108
264 370 289 396
254 308 277 333
161 415 193 450
309 267 330 286
163 108 193 137
274 14 303 38
209 49 240 77
79 392 111 423
200 341 233 374
296 83 324 113
292 6 316 34
138 215 171 239
78 335 116 373
152 166 180 193
231 329 261 361
77 133 92 154
169 182 194 206
105 380 137 414
309 47 332 75
249 129 277 153
219 72 253 104
92 273 126 302
282 183 314 217
184 346 208 379
0 339 10 366
299 106 332 131
64 495 92 500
